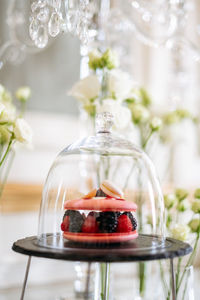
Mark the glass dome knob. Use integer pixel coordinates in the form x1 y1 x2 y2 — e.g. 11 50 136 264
95 112 114 133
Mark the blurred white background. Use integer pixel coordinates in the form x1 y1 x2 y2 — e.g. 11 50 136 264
1 0 200 299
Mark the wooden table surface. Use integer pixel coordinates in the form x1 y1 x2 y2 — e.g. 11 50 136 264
0 183 42 213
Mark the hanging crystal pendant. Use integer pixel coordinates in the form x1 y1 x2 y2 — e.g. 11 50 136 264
48 0 61 10
79 25 89 45
29 0 93 47
60 18 67 33
29 17 39 41
76 17 86 36
66 11 77 34
37 7 49 23
48 12 61 37
37 0 47 8
31 1 39 13
35 25 48 48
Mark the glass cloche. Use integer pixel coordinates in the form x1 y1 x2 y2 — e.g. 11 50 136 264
38 112 165 249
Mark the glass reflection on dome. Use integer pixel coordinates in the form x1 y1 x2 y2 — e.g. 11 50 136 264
38 112 165 249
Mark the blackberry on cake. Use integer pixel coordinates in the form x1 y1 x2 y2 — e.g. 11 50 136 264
97 211 118 233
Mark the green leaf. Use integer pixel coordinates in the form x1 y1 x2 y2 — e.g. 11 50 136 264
139 88 152 107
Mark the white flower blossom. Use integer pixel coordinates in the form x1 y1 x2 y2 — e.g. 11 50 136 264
130 104 150 124
97 98 131 129
88 49 102 70
170 224 190 241
177 199 190 212
14 118 33 144
15 87 31 102
108 69 133 100
88 48 119 70
102 49 119 70
164 193 177 209
69 75 100 105
89 49 101 61
188 219 200 233
191 200 200 214
125 88 141 102
175 189 188 201
0 102 16 122
150 117 163 131
0 126 11 144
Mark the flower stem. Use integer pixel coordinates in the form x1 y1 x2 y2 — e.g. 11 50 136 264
0 137 13 168
139 262 146 296
100 263 110 300
84 263 91 300
100 263 105 299
142 129 153 150
101 69 108 102
176 257 182 289
182 269 190 300
176 232 199 294
159 261 169 298
0 149 15 198
20 102 26 117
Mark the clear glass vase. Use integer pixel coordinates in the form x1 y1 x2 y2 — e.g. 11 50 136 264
74 262 95 299
0 148 15 199
176 265 194 300
159 261 194 300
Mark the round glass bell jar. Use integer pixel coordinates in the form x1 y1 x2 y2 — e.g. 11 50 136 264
38 112 165 249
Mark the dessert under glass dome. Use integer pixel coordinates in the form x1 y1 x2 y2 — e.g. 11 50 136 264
38 112 165 249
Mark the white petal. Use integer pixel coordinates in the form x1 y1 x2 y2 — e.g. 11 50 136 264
108 69 133 99
69 75 100 105
14 118 33 144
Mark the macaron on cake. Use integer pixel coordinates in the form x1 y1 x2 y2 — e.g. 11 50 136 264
61 180 138 244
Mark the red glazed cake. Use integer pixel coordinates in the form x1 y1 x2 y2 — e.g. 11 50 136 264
61 180 138 243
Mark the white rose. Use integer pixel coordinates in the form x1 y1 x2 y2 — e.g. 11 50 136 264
130 104 150 124
15 87 31 102
89 49 101 61
126 88 141 102
108 69 133 100
97 98 131 129
170 224 190 241
14 118 33 144
0 102 16 122
69 75 100 105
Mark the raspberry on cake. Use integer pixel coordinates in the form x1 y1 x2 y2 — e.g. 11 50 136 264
116 214 133 233
82 212 99 233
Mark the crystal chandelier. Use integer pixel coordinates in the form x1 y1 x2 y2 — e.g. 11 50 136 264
29 0 98 48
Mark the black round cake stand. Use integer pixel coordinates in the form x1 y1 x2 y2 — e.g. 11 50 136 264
12 234 192 300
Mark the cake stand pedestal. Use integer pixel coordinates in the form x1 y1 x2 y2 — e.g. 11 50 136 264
12 234 192 300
